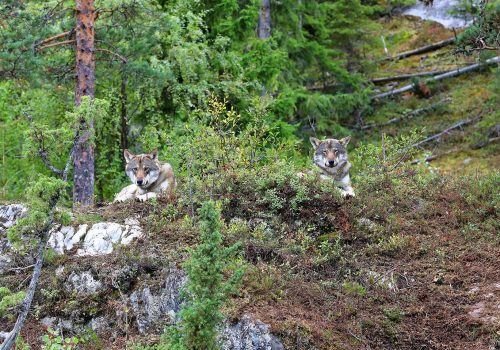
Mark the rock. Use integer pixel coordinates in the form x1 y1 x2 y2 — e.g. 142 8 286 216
129 268 187 334
0 204 27 232
66 271 104 295
463 158 472 165
220 315 284 350
46 221 143 256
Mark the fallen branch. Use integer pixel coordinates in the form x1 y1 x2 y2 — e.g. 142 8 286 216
370 70 450 85
0 131 80 350
410 149 458 164
471 136 500 149
384 37 455 61
412 117 479 149
372 56 500 100
358 97 451 131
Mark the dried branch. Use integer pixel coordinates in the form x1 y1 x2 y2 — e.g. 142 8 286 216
36 39 75 51
412 117 479 149
36 31 72 47
96 48 127 63
358 98 451 131
384 38 456 61
0 129 80 350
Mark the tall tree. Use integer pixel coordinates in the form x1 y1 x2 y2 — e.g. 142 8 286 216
73 0 96 206
258 0 271 39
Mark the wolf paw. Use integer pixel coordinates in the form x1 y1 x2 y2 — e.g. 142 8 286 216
136 192 157 202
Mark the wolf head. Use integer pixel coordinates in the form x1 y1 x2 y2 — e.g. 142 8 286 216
123 149 161 190
310 136 351 170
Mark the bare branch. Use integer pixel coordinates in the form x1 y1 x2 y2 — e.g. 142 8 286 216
96 48 127 63
0 128 80 350
36 31 72 47
37 40 76 51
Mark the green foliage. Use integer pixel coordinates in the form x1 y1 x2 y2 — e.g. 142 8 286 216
162 201 245 350
0 287 26 319
41 327 80 350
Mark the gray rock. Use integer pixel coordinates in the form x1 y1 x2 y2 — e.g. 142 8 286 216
129 268 187 334
0 204 27 232
220 315 284 350
66 271 104 295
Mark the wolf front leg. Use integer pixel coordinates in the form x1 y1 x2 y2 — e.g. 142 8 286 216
136 192 157 202
114 184 138 203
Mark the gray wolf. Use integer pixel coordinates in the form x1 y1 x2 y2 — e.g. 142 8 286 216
114 149 176 202
309 136 355 197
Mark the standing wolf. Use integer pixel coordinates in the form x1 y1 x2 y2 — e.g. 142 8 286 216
114 149 176 202
310 136 355 197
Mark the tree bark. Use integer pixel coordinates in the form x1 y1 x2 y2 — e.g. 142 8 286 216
73 0 96 206
258 0 271 39
120 62 128 153
384 37 456 61
372 56 500 100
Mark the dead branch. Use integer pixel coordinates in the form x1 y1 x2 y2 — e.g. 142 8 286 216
358 97 451 131
384 37 455 61
471 136 500 149
37 39 76 51
0 129 80 350
370 70 451 85
410 149 458 164
36 31 72 47
372 56 500 100
412 117 479 149
96 48 127 63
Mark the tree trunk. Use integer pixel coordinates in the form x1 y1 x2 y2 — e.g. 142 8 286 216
73 0 96 206
120 62 128 153
372 56 500 100
258 0 271 39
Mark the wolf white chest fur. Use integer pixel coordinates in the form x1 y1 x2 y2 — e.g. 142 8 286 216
310 136 355 197
114 149 176 203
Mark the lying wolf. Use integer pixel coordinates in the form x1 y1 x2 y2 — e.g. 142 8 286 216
309 136 355 197
114 149 176 202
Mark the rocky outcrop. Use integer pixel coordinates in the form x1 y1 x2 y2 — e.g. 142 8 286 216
220 315 285 350
0 204 285 349
129 268 187 334
49 219 143 256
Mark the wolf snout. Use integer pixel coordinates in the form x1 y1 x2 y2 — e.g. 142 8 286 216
136 179 144 186
327 160 337 167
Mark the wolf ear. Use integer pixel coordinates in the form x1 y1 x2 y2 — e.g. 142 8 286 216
150 148 158 160
310 137 322 150
339 136 351 147
124 149 134 163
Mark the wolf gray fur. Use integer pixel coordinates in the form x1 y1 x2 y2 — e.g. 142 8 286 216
114 149 176 202
310 136 355 197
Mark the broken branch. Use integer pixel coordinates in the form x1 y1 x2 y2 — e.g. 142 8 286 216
370 70 451 85
0 129 80 350
384 37 455 61
36 31 71 47
358 97 451 131
412 117 479 149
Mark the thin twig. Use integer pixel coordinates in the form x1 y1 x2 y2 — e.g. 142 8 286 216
37 39 75 51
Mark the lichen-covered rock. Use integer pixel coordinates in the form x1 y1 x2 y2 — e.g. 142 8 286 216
0 204 27 232
47 220 143 256
220 315 285 350
129 268 187 334
65 271 104 295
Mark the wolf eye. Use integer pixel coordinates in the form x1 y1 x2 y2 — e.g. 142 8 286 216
144 167 150 173
334 150 339 154
132 167 138 172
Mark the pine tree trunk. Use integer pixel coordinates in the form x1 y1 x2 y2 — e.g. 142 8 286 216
258 0 271 39
74 0 95 206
